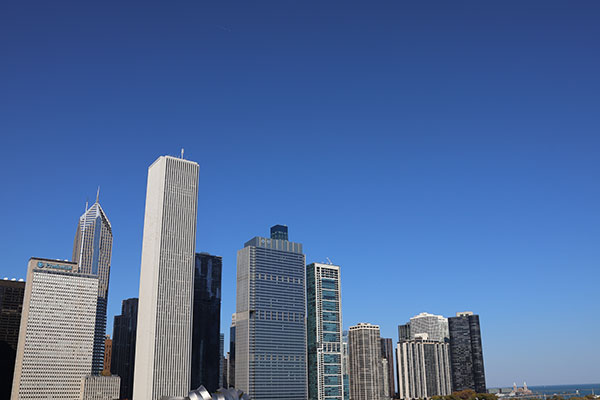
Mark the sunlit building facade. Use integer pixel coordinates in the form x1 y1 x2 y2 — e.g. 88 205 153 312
133 156 199 400
235 227 307 400
11 258 98 400
73 198 113 375
307 262 344 400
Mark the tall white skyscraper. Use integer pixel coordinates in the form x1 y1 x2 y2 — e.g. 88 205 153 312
348 323 385 400
133 155 199 400
409 312 449 342
11 258 98 400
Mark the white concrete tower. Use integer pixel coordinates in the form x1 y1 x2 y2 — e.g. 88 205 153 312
133 155 199 400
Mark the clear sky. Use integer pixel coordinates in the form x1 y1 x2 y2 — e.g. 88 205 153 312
1 0 599 388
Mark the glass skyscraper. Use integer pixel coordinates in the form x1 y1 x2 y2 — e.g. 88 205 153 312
111 298 138 400
191 253 222 393
307 262 343 400
72 197 113 375
448 312 487 394
235 226 306 400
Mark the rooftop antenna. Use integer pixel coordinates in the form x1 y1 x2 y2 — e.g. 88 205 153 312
85 199 89 212
181 148 184 159
326 257 333 265
96 186 100 203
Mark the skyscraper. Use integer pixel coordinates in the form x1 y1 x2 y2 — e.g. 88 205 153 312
409 312 449 342
111 298 138 400
73 195 113 375
342 331 349 400
133 155 199 400
307 262 343 400
191 253 222 392
103 335 113 375
397 324 411 342
235 226 307 400
396 338 452 400
380 338 395 399
448 312 487 394
228 314 236 389
348 323 384 400
219 334 225 388
11 258 98 400
0 278 25 399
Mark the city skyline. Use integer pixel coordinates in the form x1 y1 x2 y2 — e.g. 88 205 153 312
2 0 599 388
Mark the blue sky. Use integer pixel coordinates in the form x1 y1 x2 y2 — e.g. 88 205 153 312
1 0 599 387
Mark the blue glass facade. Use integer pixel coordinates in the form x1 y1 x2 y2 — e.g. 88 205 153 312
307 263 344 400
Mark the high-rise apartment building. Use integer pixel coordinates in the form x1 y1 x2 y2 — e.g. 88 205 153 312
104 335 113 375
398 324 411 342
307 262 344 400
228 314 236 388
380 338 395 399
133 155 199 400
191 253 222 392
73 197 113 375
396 338 451 399
11 258 98 400
348 323 384 400
448 312 486 393
409 312 449 342
111 298 138 400
0 278 25 399
235 226 307 400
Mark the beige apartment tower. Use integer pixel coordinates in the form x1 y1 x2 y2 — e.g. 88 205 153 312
348 323 386 400
133 155 199 400
11 258 98 400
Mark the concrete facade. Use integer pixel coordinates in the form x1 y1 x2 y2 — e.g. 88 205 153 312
11 258 98 400
133 156 199 400
80 375 120 400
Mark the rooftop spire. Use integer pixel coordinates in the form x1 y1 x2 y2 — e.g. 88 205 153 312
96 186 100 203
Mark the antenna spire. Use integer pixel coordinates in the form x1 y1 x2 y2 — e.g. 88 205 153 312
96 186 100 203
181 148 185 159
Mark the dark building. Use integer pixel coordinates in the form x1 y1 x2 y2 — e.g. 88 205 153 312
0 278 25 399
191 252 222 392
448 312 487 393
111 298 138 400
269 224 288 240
381 338 396 398
228 315 235 388
398 323 411 342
